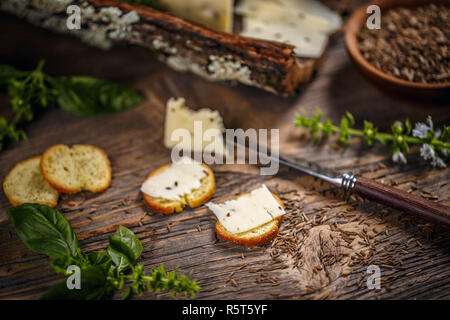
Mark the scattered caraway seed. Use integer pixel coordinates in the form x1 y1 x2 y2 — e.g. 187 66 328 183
265 190 441 299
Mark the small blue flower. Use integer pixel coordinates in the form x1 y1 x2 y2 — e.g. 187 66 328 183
420 144 446 168
412 116 433 139
392 151 407 164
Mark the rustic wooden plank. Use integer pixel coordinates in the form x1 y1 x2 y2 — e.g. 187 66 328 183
0 11 449 300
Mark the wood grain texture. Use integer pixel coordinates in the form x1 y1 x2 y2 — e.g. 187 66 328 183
354 177 450 228
0 9 449 300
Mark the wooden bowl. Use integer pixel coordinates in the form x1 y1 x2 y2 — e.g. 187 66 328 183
345 0 450 98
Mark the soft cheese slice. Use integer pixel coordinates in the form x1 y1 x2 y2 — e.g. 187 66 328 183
160 0 234 32
164 97 227 157
206 185 285 234
141 157 206 201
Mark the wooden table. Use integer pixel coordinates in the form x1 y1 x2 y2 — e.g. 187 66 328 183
0 11 449 300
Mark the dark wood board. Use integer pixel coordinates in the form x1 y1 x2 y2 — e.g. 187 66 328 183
0 12 449 300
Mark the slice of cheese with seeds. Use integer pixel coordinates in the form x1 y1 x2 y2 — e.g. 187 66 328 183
141 157 215 214
206 184 285 234
141 157 206 201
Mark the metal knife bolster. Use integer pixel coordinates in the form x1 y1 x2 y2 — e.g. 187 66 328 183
340 172 358 194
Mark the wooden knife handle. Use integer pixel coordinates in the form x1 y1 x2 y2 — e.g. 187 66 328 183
354 176 450 228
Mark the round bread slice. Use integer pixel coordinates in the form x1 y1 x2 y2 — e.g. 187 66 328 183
215 193 284 246
40 144 111 194
3 156 59 207
142 163 215 214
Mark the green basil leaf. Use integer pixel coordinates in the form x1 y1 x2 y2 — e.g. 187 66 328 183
7 203 80 260
107 226 142 269
87 251 112 273
0 64 24 83
41 265 108 300
107 246 131 272
0 64 25 92
50 76 142 116
121 286 133 300
50 256 79 274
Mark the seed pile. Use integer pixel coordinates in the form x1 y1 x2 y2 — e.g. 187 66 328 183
358 4 449 83
271 186 440 299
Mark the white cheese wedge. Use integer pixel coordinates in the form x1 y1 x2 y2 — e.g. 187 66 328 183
206 185 285 234
164 97 227 157
160 0 234 32
236 0 342 58
140 157 206 201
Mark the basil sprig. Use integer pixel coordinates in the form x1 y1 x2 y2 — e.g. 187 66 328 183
0 60 142 152
7 204 80 260
49 76 142 116
108 225 143 272
7 204 199 300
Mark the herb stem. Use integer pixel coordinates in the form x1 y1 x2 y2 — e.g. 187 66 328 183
294 109 449 167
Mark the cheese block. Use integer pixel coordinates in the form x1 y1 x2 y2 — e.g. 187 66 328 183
160 0 234 32
164 97 228 157
206 184 285 234
240 17 329 58
281 0 342 31
236 0 342 58
236 0 341 34
236 0 336 34
140 157 206 201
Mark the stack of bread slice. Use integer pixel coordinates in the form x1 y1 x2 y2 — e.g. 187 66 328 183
3 144 111 207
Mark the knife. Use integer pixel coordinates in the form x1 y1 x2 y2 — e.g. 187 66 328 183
235 142 450 228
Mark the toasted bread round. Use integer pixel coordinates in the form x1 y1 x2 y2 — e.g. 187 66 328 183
215 192 284 246
3 156 59 207
143 163 215 214
40 144 111 194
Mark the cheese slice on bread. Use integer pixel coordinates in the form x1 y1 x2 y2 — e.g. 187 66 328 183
3 156 59 207
141 157 215 214
206 185 285 246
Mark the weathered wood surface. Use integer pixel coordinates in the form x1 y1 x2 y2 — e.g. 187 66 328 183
0 12 449 300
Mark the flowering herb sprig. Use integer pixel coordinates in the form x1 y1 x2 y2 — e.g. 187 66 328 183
294 109 449 168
